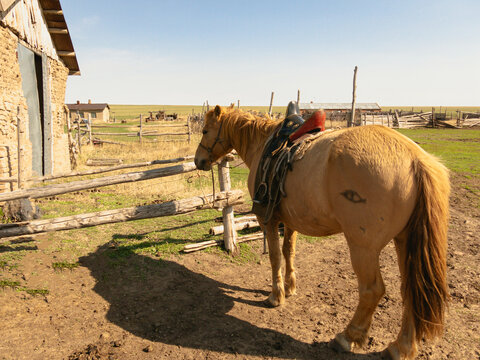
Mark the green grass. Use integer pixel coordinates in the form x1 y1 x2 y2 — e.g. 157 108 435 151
397 129 480 176
52 261 79 271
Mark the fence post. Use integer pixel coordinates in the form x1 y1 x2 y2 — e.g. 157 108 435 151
218 158 237 254
139 114 143 145
16 107 24 189
268 91 274 116
77 120 82 154
88 118 93 144
187 118 191 144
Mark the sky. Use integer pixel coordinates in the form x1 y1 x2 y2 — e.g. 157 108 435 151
62 0 480 106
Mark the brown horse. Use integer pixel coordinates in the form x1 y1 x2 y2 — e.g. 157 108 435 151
194 105 450 359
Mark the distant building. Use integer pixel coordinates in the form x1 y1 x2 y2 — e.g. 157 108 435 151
299 102 382 115
0 0 80 190
67 100 110 122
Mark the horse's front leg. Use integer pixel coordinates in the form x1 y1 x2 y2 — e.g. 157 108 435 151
283 226 297 297
265 220 285 307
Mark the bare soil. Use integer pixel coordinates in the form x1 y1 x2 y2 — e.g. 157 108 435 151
0 176 479 360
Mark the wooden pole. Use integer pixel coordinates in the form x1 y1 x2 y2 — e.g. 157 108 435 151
349 66 358 127
139 114 143 145
217 158 237 254
0 190 243 239
76 119 82 154
88 118 93 144
297 89 300 104
268 91 274 116
16 107 24 189
237 100 240 109
183 232 263 253
30 156 195 182
187 118 191 144
387 113 390 127
432 107 436 128
0 162 197 202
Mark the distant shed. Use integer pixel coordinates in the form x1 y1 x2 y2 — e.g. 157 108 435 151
67 101 110 122
0 0 80 191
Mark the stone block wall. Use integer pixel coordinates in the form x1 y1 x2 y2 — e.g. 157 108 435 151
0 23 72 193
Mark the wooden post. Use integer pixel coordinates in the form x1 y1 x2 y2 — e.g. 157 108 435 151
381 113 384 126
237 100 240 109
16 107 24 190
372 113 375 125
268 91 274 116
349 66 358 127
139 114 143 145
76 120 82 154
297 89 300 104
206 101 209 112
387 113 390 127
218 158 237 254
88 118 92 144
432 107 436 128
187 118 191 144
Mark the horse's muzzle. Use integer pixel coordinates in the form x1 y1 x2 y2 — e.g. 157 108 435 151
194 157 210 171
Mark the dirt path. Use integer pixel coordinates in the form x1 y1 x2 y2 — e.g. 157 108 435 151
0 181 479 360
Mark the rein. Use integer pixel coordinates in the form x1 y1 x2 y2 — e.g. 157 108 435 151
198 120 226 162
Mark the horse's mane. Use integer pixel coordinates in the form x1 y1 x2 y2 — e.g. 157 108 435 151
219 108 280 156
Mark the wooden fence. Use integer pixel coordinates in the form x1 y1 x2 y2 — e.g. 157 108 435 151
0 155 250 254
73 113 192 149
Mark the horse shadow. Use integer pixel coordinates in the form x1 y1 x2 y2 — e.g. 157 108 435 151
80 243 383 359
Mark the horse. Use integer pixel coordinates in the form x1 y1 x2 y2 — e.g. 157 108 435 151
194 105 450 359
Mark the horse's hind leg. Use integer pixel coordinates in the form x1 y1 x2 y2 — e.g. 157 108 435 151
332 241 385 352
283 227 297 297
383 233 417 360
265 221 285 307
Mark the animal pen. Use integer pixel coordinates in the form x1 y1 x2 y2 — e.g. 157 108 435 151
71 113 192 150
0 154 260 254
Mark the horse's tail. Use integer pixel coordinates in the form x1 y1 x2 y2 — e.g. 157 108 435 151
404 155 450 341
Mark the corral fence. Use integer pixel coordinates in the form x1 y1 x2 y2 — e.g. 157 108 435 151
0 154 260 254
71 111 192 150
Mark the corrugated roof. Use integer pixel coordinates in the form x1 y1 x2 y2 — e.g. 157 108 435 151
67 103 110 111
38 0 80 75
300 102 381 111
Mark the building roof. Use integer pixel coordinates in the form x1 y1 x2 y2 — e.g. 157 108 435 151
0 0 80 75
299 102 381 111
67 103 110 112
38 0 80 75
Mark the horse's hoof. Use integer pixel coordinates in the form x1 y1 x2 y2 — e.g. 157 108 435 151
329 333 352 353
267 293 284 307
285 287 296 297
381 346 400 360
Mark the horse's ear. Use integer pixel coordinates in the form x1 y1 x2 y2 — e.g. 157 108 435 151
214 105 222 118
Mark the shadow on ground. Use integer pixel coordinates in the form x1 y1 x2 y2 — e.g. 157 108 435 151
80 244 383 359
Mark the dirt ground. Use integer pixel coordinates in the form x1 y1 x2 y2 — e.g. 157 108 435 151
0 174 479 360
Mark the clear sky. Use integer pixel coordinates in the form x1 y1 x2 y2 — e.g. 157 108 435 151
62 0 480 106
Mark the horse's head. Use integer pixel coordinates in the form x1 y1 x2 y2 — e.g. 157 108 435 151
195 105 234 171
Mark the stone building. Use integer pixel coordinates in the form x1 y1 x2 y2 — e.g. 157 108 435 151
67 100 110 122
0 0 79 192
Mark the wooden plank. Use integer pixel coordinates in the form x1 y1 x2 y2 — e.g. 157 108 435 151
0 190 244 239
0 162 197 202
349 66 358 127
48 28 68 34
209 220 259 235
31 156 194 182
183 232 263 253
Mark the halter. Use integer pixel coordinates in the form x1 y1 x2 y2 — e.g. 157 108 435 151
198 120 226 162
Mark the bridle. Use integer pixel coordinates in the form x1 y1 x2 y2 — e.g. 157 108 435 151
198 120 227 162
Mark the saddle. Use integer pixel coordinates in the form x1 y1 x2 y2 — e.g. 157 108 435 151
252 102 326 223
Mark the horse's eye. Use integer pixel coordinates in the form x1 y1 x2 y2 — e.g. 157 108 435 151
202 130 208 135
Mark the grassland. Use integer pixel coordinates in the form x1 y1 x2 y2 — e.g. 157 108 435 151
110 104 480 121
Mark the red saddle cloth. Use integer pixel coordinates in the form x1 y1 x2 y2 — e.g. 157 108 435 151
289 110 326 142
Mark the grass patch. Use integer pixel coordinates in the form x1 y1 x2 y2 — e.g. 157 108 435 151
0 279 20 289
52 261 79 271
21 288 49 296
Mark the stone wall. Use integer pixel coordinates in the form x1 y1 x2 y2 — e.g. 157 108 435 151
0 23 71 193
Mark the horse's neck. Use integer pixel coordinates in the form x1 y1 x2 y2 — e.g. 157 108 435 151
225 115 277 168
